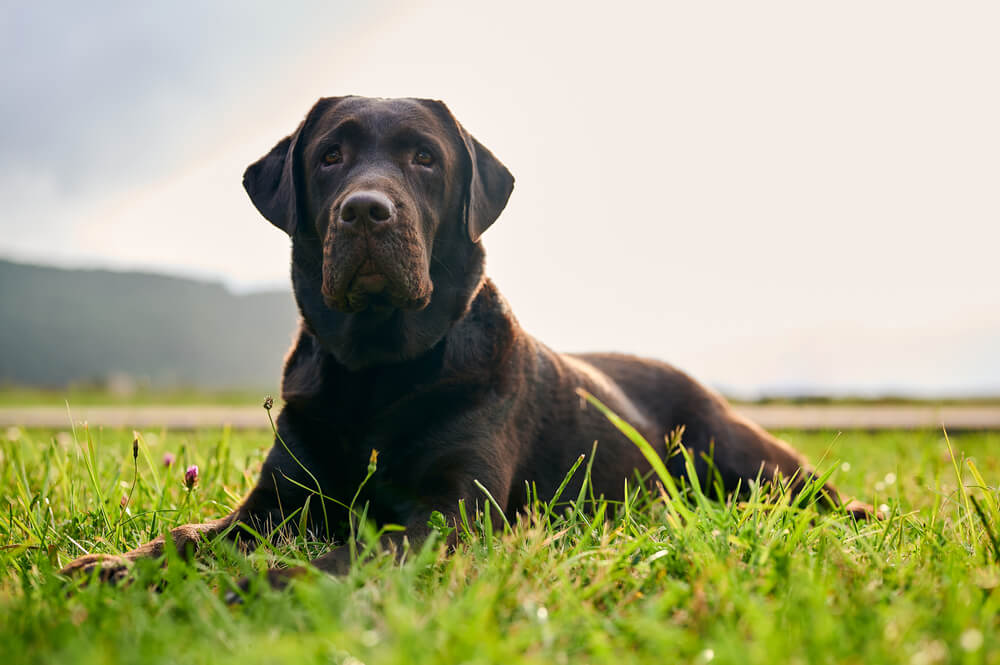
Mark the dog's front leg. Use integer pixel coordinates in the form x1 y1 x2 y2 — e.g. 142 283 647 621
59 476 300 582
232 467 513 597
59 479 312 583
60 415 327 583
58 513 243 583
229 509 460 598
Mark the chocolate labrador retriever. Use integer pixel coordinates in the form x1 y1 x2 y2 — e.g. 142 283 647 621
61 96 872 586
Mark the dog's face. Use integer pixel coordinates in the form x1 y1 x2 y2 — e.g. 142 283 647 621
243 97 514 367
305 98 452 313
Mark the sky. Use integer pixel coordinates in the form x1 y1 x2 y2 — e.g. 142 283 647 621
2 1 998 397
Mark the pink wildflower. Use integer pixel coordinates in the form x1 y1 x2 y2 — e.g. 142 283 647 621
184 465 199 489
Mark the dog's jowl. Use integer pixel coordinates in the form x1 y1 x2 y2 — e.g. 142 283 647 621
61 96 874 587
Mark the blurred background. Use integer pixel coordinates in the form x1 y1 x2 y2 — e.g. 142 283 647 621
1 1 998 402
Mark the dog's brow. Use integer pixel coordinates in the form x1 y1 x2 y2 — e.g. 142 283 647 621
323 118 366 142
388 128 445 154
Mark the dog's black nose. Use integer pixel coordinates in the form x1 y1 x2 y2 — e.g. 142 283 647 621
339 191 395 228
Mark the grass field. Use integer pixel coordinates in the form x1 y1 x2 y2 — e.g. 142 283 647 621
2 416 999 665
4 384 999 408
0 386 280 408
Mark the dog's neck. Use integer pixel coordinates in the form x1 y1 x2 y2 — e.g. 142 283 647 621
279 275 518 443
290 239 488 372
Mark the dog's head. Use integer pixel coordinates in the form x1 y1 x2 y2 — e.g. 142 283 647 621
244 97 514 368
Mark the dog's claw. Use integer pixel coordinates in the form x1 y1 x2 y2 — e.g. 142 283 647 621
843 500 883 521
224 589 244 605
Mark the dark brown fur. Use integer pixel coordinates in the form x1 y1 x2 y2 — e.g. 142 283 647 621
61 96 872 589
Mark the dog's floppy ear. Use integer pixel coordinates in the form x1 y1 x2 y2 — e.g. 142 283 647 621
460 131 515 242
421 100 514 242
243 133 298 234
243 98 336 235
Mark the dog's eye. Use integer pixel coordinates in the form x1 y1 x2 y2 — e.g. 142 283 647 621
322 147 343 165
414 148 435 167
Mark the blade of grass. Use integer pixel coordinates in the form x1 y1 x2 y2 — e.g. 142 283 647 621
576 388 694 525
943 426 973 545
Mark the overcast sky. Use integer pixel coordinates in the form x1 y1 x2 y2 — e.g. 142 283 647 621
2 1 998 397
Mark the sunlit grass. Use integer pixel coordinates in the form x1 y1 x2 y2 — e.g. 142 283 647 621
1 414 998 665
0 386 279 407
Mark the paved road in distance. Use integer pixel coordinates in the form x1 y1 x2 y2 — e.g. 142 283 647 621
2 405 998 430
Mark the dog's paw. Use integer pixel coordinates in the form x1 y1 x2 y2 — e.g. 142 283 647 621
59 553 132 584
843 500 883 521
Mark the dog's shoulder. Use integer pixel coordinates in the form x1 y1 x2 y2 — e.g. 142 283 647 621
441 278 520 378
280 321 327 404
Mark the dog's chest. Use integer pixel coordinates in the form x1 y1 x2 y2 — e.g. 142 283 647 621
300 386 486 528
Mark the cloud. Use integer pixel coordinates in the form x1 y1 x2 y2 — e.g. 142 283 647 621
0 2 372 190
0 1 375 264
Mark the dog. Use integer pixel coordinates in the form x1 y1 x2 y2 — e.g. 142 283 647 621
61 96 872 587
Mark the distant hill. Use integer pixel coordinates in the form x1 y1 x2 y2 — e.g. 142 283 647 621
0 259 298 389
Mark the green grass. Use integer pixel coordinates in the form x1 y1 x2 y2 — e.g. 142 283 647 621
5 383 997 408
2 418 999 665
0 386 280 407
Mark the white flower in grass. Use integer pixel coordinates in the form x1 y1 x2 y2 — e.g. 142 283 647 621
910 640 947 665
960 628 983 652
